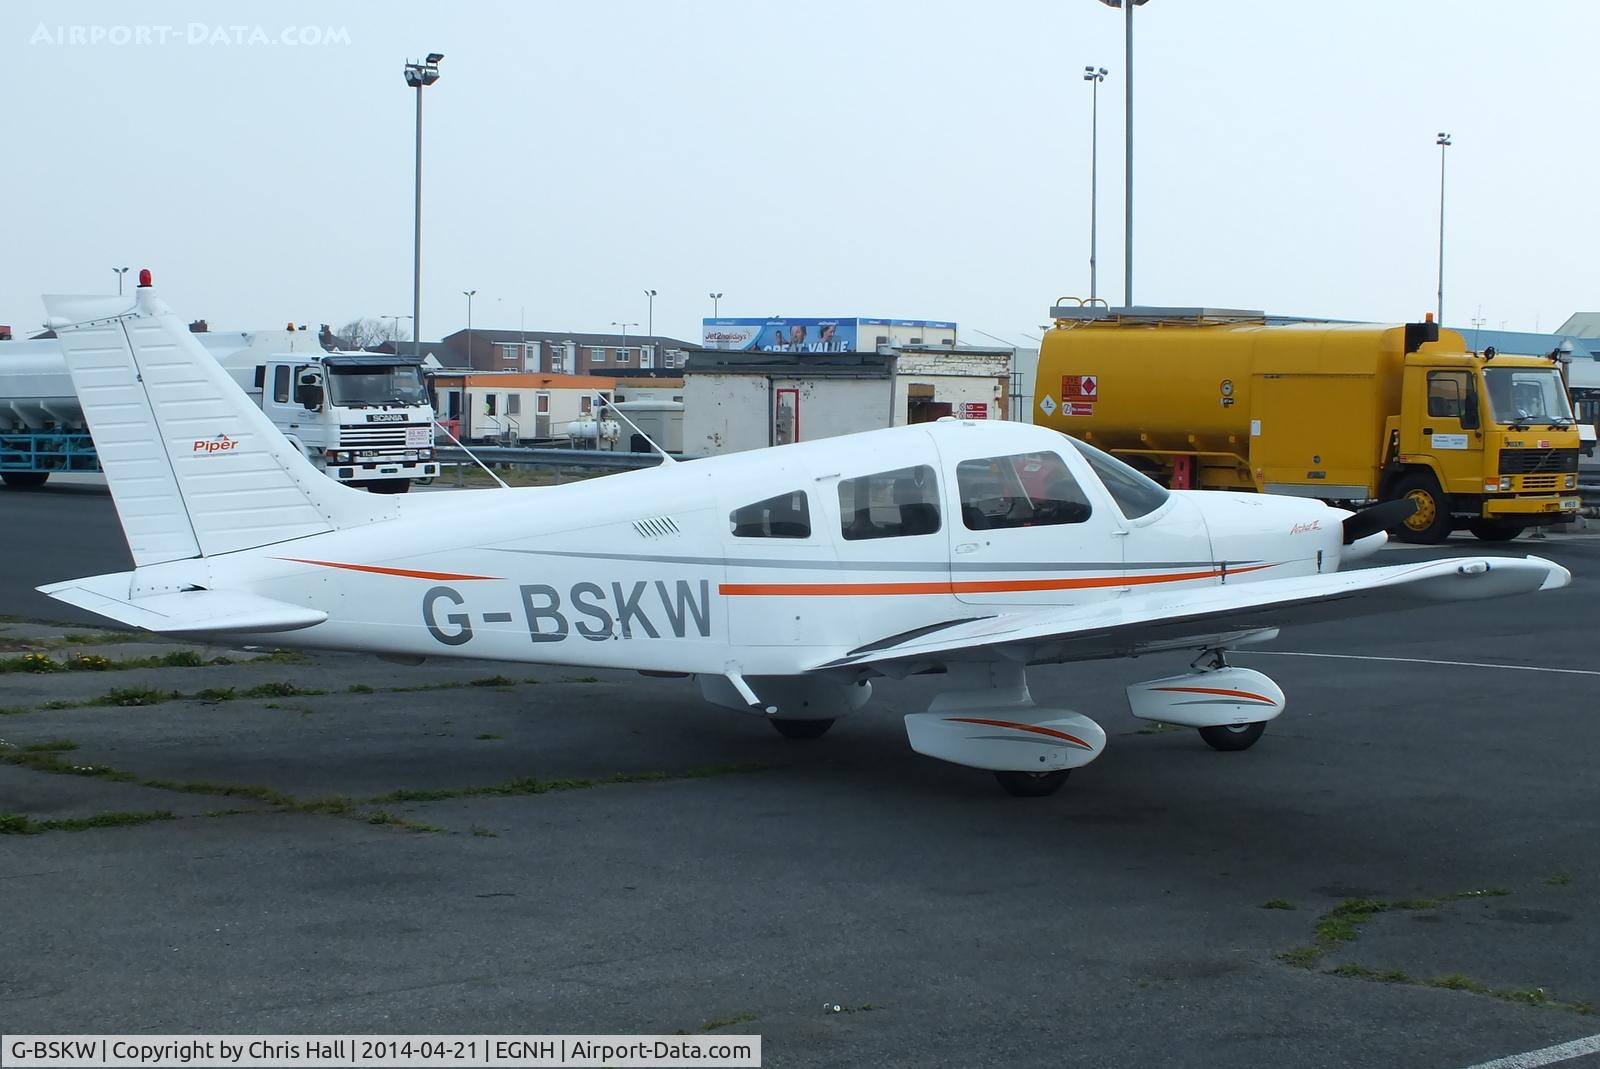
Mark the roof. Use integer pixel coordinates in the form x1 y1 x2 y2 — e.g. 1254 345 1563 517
1440 326 1597 360
443 328 702 350
428 372 622 390
1555 313 1600 339
685 351 895 378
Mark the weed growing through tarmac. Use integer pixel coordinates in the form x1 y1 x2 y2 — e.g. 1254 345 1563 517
469 675 518 688
0 810 176 835
1544 873 1574 886
1277 887 1591 1015
1260 899 1296 910
470 825 498 837
699 1013 757 1033
0 706 30 716
22 739 77 752
369 762 768 804
347 683 375 694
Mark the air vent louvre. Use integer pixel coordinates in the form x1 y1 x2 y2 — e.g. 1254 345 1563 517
632 516 681 539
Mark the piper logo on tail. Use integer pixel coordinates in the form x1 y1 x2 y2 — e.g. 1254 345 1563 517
192 434 238 454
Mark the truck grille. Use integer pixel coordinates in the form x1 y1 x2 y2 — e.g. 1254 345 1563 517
339 424 425 450
1519 474 1562 492
1499 448 1578 475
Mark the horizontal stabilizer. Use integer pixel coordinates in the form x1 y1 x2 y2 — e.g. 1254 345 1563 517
38 575 326 635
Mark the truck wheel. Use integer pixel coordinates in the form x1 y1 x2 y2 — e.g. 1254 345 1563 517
994 769 1071 797
366 479 411 495
1468 519 1522 542
1391 473 1452 544
1 471 50 489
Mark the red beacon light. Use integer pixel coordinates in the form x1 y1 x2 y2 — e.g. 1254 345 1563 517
137 268 153 288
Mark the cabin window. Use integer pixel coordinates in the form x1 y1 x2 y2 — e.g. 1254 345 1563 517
1427 371 1472 419
1065 437 1170 520
837 465 941 540
730 491 811 538
273 365 291 404
958 452 1092 530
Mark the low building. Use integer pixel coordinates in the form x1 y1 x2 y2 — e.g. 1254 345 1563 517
682 345 1010 456
441 328 699 375
430 372 622 444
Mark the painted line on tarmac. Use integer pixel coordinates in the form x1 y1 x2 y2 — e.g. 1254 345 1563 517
1459 1032 1600 1069
1242 651 1600 678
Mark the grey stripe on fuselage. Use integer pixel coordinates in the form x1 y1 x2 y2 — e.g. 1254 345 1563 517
491 548 1245 573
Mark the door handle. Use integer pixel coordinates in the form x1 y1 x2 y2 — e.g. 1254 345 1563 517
954 543 978 554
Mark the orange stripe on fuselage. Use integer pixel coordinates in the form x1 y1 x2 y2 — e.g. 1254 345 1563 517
719 563 1276 597
943 716 1095 750
277 557 502 582
1150 686 1278 704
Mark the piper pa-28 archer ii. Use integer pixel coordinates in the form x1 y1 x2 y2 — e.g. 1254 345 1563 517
39 276 1572 795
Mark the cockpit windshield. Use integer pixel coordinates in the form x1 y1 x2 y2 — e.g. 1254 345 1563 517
1483 367 1574 426
1064 437 1171 519
326 364 428 407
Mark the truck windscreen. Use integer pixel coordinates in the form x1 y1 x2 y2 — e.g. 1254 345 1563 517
327 365 428 407
1483 368 1574 425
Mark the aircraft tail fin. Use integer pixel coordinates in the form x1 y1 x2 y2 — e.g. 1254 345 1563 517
43 276 396 567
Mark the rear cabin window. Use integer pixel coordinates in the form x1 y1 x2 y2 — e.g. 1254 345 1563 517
730 491 811 538
837 465 941 540
1427 370 1472 419
1066 437 1171 520
273 365 291 404
958 452 1092 530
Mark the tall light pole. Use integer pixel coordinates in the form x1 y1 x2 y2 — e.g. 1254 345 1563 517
404 52 443 359
462 290 477 366
1083 66 1107 301
385 314 413 348
1436 131 1451 324
612 321 638 365
644 289 657 339
113 267 129 295
709 292 723 317
1098 0 1147 307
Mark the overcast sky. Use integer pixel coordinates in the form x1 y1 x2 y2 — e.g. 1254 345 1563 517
5 1 1596 347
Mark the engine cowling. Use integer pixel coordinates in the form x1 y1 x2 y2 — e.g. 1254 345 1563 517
904 710 1106 772
1126 667 1285 728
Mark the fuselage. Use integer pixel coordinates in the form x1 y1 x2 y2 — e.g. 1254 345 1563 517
140 420 1348 674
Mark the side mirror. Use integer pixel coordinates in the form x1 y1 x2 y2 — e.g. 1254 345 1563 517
1461 385 1480 430
296 380 323 410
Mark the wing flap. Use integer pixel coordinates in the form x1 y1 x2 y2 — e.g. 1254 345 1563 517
38 574 327 635
814 555 1570 673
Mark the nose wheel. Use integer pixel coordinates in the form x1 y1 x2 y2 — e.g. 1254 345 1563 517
1197 721 1266 751
993 769 1072 797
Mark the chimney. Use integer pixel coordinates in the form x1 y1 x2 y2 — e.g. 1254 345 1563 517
188 319 209 333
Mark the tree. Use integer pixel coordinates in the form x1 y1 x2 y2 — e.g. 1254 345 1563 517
335 317 411 351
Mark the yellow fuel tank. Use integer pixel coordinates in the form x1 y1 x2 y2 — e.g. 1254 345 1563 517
1035 313 1462 494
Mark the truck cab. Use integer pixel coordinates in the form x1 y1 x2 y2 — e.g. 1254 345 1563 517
1389 353 1580 541
247 354 438 493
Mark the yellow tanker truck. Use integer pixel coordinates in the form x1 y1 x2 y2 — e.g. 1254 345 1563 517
1033 305 1581 543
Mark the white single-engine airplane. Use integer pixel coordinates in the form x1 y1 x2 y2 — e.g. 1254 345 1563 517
38 277 1572 795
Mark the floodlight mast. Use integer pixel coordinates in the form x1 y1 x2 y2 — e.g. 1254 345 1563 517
403 52 443 360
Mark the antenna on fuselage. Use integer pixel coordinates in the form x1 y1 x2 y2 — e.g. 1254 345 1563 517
589 390 677 466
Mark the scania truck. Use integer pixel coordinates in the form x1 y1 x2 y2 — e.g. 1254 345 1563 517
1033 305 1581 542
1 327 438 493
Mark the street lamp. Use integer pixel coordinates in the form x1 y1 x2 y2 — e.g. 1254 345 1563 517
1436 131 1451 324
1097 0 1148 307
1083 66 1108 301
612 321 638 365
462 290 477 366
113 267 129 295
403 51 443 359
644 289 657 339
709 292 724 318
385 314 414 349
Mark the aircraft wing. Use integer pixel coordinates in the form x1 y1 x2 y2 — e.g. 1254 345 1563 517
811 555 1570 674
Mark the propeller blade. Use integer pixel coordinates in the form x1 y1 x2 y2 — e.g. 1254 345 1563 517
1343 498 1419 545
